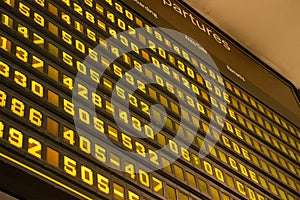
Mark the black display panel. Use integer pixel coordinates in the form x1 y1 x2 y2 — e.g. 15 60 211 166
0 0 299 200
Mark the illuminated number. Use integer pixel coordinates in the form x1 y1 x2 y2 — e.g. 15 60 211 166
0 61 9 77
132 116 141 132
95 144 106 162
153 177 163 193
115 86 125 99
74 3 83 15
8 127 23 148
107 11 115 23
119 110 128 123
28 137 42 158
17 24 29 38
129 95 138 108
4 0 14 6
215 168 224 182
125 10 133 21
79 108 90 124
31 80 43 97
34 13 44 27
75 40 85 53
92 93 102 108
94 117 104 133
97 174 109 194
81 166 93 185
61 13 71 24
62 30 72 45
19 2 30 17
29 108 42 127
181 147 190 161
140 101 149 115
16 46 28 63
169 140 178 154
128 191 139 200
106 0 113 6
78 84 88 99
63 52 73 66
64 156 77 176
90 69 100 83
84 0 93 7
32 56 44 70
11 98 25 117
63 129 75 145
62 0 70 6
87 29 96 42
63 99 74 116
0 36 11 52
34 0 45 7
63 75 73 90
88 49 98 62
125 163 135 179
149 149 159 165
117 19 126 30
144 125 154 139
203 161 213 175
0 121 4 138
14 71 27 87
33 33 45 48
135 142 146 157
86 12 94 23
80 136 91 154
0 90 7 107
139 170 150 187
122 133 133 150
1 14 12 28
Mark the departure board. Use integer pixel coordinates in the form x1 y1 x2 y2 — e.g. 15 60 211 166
0 0 299 200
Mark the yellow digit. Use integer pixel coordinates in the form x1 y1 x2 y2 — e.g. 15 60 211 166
125 163 135 179
129 95 138 108
79 108 90 124
63 52 73 66
61 13 71 24
63 129 75 145
94 117 104 133
140 101 149 115
34 0 45 7
152 177 163 193
125 10 133 21
34 12 44 27
17 24 29 38
63 99 74 116
139 170 150 187
169 140 178 154
135 142 146 157
77 84 88 100
63 75 74 90
14 71 27 88
4 0 14 7
64 156 77 176
128 191 139 200
62 30 72 45
0 36 11 52
79 136 91 154
119 110 128 124
28 137 42 158
8 127 23 148
122 133 132 150
181 147 190 161
1 14 13 28
97 174 109 194
62 0 70 6
107 11 115 23
0 90 7 107
92 93 102 108
81 166 93 185
11 98 25 117
32 56 44 70
149 149 159 165
87 29 96 42
29 108 43 127
95 144 106 162
0 61 9 77
16 46 28 63
31 80 43 97
19 2 30 17
0 121 4 138
84 0 93 7
132 116 141 132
